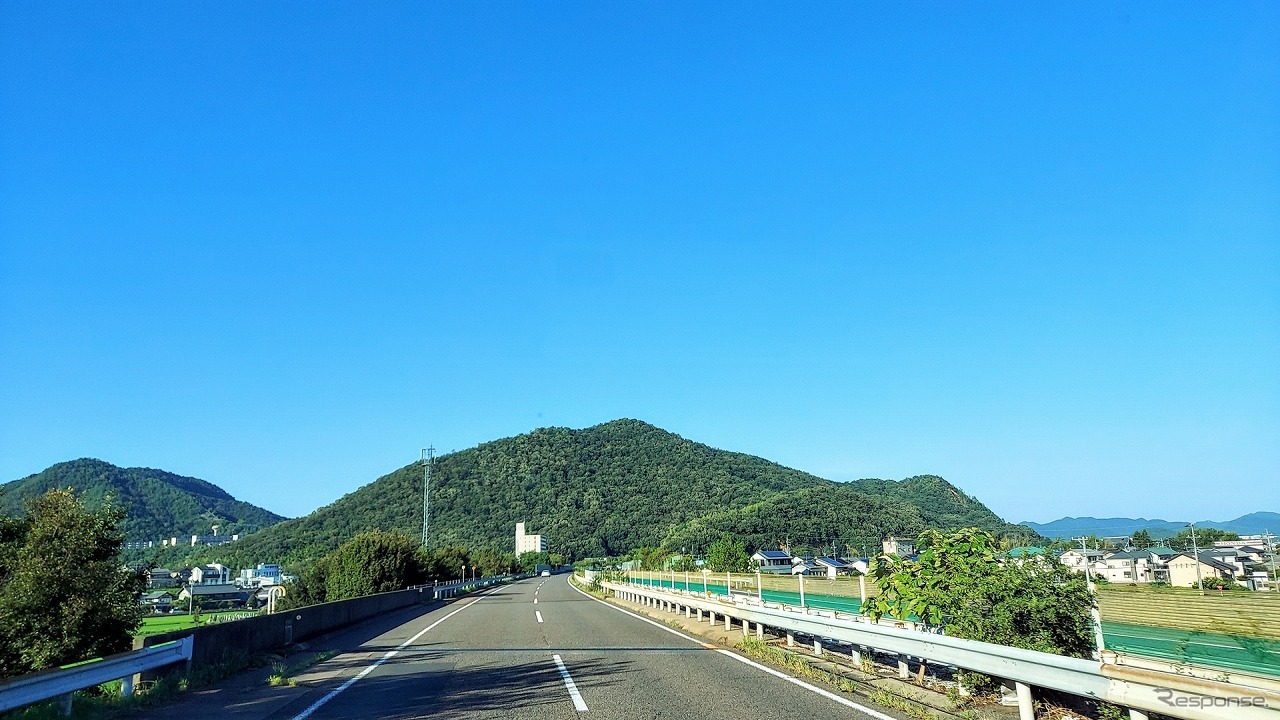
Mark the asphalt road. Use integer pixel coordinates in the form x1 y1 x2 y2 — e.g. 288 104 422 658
257 576 899 720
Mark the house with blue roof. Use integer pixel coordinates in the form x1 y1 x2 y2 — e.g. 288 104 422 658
750 549 793 574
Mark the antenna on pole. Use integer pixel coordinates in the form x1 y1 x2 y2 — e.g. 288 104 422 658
421 447 434 548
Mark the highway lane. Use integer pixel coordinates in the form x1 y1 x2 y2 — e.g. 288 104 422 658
272 576 900 720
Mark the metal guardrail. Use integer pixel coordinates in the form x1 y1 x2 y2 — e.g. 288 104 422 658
411 574 514 599
0 636 193 715
605 580 1280 720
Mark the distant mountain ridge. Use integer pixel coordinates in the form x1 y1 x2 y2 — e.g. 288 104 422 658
1021 512 1280 539
0 459 288 541
178 419 1026 568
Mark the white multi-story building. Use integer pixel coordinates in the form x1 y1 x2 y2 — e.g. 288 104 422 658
515 522 546 557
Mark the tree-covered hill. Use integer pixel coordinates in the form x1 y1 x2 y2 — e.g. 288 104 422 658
184 419 1026 569
845 475 1022 535
659 484 929 556
0 459 287 541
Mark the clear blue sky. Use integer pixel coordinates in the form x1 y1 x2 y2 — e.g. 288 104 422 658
2 3 1277 524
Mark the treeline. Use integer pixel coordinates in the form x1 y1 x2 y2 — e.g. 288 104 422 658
278 532 556 609
1 459 286 541
175 420 1028 570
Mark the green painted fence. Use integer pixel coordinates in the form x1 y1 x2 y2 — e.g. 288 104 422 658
622 573 1280 678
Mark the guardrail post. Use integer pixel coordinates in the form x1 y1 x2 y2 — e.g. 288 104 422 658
724 613 731 630
743 620 751 638
756 622 763 640
897 654 909 679
709 610 716 625
850 645 861 665
1015 681 1033 720
59 692 73 716
685 605 691 618
813 639 823 657
697 608 703 621
121 674 134 698
786 632 794 647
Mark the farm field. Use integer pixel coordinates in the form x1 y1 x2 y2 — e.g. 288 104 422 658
136 611 260 638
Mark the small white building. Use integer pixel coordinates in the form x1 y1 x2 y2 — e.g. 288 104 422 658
1059 548 1107 574
882 537 915 557
189 563 230 585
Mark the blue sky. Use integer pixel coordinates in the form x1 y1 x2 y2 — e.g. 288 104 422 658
1 3 1277 524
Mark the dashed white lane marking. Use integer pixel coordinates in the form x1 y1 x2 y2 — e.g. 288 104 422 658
552 654 589 712
534 598 539 604
567 580 895 720
536 610 545 623
290 588 498 720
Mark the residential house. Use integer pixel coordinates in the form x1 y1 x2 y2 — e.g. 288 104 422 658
1059 548 1106 574
237 563 284 587
790 556 821 575
814 557 856 578
1002 547 1048 566
1097 549 1162 583
190 563 230 585
1165 552 1239 588
147 568 178 589
882 537 915 558
178 583 251 610
751 550 793 574
140 591 174 614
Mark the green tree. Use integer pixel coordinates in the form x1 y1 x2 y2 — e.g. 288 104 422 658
705 534 750 572
1130 530 1153 549
0 489 146 678
322 531 428 602
868 528 1095 694
518 551 551 574
1168 527 1238 550
426 545 473 580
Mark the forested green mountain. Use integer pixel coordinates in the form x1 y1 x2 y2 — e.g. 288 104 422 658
0 459 287 541
182 419 1024 569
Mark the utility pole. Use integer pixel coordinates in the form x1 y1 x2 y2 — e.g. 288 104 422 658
1264 530 1278 592
1075 536 1105 658
1188 523 1204 594
421 447 434 548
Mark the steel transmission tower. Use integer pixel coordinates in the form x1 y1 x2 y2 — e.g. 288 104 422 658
421 447 434 547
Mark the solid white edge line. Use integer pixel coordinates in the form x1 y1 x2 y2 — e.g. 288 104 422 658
567 577 896 720
552 653 589 711
290 585 502 720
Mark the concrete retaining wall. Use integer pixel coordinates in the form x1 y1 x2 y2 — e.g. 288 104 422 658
134 587 432 672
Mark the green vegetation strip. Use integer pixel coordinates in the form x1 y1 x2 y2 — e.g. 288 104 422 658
135 611 260 637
